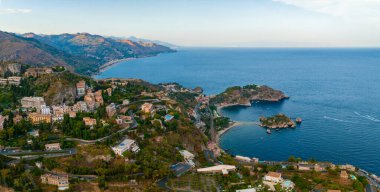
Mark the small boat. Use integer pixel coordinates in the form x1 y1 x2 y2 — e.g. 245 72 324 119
266 129 271 134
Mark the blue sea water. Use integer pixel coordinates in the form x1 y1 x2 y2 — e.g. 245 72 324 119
96 48 380 175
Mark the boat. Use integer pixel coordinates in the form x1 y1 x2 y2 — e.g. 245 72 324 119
266 129 271 134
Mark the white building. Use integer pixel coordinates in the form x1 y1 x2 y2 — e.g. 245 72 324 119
179 150 195 160
235 155 252 163
197 165 236 175
45 143 61 151
122 99 130 105
264 172 283 183
41 105 51 115
236 188 257 192
28 129 39 137
112 138 140 156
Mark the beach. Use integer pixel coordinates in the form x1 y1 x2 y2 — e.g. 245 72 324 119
99 58 136 72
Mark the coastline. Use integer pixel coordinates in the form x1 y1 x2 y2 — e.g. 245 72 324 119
214 121 243 154
98 58 136 73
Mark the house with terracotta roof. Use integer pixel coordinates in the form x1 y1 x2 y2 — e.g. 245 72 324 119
41 173 69 190
264 172 283 183
83 117 97 127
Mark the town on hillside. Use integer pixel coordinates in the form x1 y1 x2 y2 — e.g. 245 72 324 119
0 65 379 191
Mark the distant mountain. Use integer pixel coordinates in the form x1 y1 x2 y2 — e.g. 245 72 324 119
0 31 78 71
125 36 177 49
20 32 175 74
0 30 175 75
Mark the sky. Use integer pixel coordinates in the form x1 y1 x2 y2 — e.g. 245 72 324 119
1 0 380 47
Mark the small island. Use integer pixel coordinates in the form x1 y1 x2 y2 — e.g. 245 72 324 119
259 114 296 129
210 84 289 108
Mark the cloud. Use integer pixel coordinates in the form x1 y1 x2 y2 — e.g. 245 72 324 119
0 8 31 14
273 0 380 19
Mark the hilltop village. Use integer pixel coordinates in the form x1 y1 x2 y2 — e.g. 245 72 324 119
0 65 379 192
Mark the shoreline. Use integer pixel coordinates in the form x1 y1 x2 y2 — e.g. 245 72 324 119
98 58 136 73
214 121 243 153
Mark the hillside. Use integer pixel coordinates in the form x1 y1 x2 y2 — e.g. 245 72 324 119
0 31 76 71
22 32 175 73
0 30 175 75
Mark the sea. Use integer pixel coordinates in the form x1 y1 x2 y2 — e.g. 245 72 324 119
96 48 380 175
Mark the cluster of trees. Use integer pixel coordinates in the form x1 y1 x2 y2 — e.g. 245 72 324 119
57 113 114 140
0 161 42 191
214 117 230 130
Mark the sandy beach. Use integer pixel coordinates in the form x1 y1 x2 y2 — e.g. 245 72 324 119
99 58 136 72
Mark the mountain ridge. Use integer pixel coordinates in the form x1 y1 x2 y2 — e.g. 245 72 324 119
0 30 175 75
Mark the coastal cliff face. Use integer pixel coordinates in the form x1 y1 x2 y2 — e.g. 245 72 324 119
211 84 288 107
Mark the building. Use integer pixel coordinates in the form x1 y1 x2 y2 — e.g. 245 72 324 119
24 67 53 78
76 80 86 96
21 97 46 110
28 129 39 137
28 113 51 124
68 111 77 118
340 170 349 179
83 117 97 127
106 88 112 96
41 105 51 115
339 164 356 171
94 90 104 105
179 150 195 167
106 103 117 117
0 115 8 130
45 143 61 151
314 163 329 172
0 78 7 85
116 115 132 125
197 165 236 175
235 155 252 163
180 150 195 160
122 99 130 105
298 164 314 171
141 103 153 113
111 138 140 156
0 76 22 86
236 188 257 192
41 173 69 190
72 101 88 112
7 76 22 85
264 172 283 183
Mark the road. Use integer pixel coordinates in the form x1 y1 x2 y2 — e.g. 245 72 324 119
65 126 132 144
3 148 77 166
357 169 380 190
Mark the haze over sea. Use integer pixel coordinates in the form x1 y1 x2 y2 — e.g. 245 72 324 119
97 48 380 175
